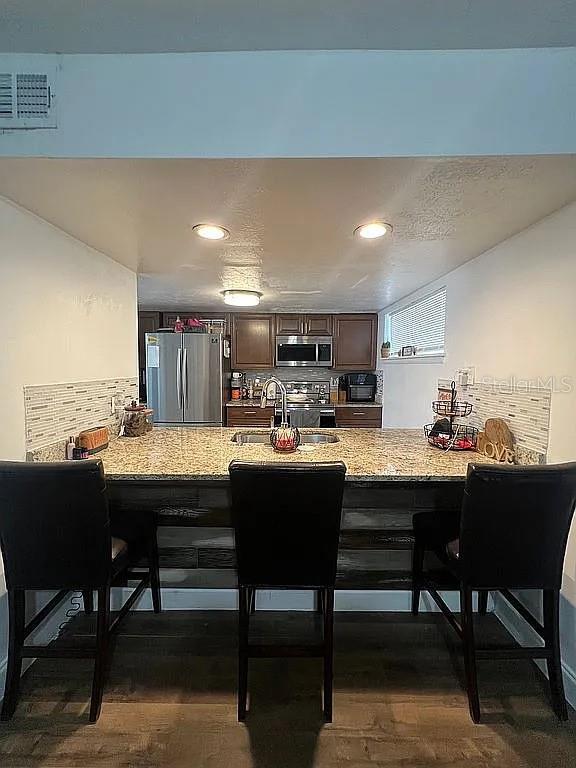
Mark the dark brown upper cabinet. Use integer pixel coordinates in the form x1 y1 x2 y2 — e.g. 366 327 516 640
275 313 333 336
305 314 333 336
232 314 275 369
333 313 378 370
138 311 161 369
137 311 161 400
275 313 305 335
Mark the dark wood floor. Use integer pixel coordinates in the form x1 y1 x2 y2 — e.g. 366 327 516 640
1 610 575 767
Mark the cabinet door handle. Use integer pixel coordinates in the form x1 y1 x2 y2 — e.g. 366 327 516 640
243 411 257 415
352 411 366 415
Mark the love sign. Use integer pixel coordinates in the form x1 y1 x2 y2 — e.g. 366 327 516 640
476 418 516 464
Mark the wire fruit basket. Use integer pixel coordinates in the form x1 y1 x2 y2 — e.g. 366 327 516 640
424 423 478 451
424 380 477 451
430 399 472 417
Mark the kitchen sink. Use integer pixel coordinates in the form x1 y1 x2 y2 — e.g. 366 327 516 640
231 431 339 445
300 433 339 444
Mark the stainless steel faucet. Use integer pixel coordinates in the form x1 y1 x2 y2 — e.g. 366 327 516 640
261 376 288 425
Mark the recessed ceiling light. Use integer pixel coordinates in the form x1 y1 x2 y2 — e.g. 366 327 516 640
193 223 230 240
221 289 262 307
354 221 392 240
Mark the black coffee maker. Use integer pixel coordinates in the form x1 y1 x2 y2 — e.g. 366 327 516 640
344 373 377 402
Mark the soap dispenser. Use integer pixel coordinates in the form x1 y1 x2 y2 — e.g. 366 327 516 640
66 436 76 460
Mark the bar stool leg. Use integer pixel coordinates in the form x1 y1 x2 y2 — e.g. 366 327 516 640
1 589 25 721
89 586 111 723
315 589 324 614
83 591 94 615
238 587 249 721
412 538 425 616
460 585 480 723
478 591 489 616
149 532 162 614
544 589 568 721
323 588 335 722
248 588 256 614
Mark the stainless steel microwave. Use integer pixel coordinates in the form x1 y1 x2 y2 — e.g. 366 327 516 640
275 335 333 367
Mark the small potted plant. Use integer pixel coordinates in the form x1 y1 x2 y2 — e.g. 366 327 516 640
381 340 391 359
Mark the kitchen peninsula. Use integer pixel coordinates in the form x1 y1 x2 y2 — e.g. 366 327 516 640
101 427 486 481
102 428 496 591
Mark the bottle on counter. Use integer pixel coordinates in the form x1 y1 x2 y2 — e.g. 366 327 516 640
338 376 347 403
329 377 339 404
231 371 243 400
66 436 76 460
248 379 254 400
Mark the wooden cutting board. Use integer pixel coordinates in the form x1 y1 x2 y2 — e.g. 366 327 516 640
484 418 514 449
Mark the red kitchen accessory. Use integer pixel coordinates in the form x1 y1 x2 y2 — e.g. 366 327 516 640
424 423 478 451
185 317 207 333
270 424 301 453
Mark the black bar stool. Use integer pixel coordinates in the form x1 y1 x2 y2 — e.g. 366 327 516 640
229 460 346 722
412 462 576 722
0 459 161 723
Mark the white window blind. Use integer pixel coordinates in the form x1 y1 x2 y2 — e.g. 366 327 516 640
387 288 446 356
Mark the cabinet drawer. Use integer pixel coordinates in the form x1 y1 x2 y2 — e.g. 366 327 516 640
226 407 274 427
336 406 382 427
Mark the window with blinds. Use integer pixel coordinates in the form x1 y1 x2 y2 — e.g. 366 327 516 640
386 288 446 357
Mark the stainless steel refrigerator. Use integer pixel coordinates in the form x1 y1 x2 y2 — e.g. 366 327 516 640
145 332 223 425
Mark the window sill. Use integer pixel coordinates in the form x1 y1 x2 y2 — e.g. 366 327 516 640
378 354 445 365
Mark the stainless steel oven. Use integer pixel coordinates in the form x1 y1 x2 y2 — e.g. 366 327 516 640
272 381 336 428
275 336 333 367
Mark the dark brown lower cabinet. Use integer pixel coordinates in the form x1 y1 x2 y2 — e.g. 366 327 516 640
336 406 382 428
226 406 275 428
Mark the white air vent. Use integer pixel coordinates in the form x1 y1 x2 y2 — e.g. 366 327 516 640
0 70 57 129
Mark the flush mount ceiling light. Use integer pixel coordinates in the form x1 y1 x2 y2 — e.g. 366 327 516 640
354 221 392 240
221 289 262 307
193 223 230 240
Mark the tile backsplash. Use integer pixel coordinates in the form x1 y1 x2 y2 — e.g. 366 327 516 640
25 377 138 454
438 378 551 459
239 368 383 403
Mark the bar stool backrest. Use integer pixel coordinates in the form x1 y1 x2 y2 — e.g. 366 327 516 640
0 460 112 591
459 462 576 589
229 461 346 588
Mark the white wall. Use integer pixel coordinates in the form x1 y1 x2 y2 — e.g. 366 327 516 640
1 48 575 158
0 196 138 461
379 200 576 698
379 201 576 460
0 195 138 696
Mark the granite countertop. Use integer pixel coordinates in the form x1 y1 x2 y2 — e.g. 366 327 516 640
225 400 382 408
98 427 493 482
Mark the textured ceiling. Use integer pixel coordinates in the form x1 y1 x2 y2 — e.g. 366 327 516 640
1 1 575 53
1 156 575 311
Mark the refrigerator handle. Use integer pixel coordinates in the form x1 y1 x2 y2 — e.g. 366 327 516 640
177 347 183 407
183 347 188 409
